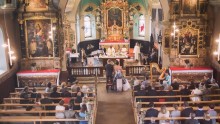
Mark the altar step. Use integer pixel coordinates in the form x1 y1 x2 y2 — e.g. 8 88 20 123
76 75 159 84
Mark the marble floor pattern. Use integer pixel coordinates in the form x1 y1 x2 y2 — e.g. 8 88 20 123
95 83 135 124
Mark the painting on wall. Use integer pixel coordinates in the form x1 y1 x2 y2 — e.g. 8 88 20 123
107 8 122 27
25 19 53 58
179 30 198 55
26 0 48 11
172 2 180 14
182 0 197 14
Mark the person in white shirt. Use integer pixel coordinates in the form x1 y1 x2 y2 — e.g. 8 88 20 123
158 105 170 124
107 45 115 56
133 43 140 61
191 84 203 102
55 100 65 119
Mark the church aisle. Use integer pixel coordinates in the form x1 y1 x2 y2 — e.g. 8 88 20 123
96 83 135 124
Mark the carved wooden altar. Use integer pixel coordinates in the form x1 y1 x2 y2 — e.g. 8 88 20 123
101 0 129 41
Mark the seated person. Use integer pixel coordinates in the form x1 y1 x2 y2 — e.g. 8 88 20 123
144 102 159 124
200 112 212 124
207 104 217 124
195 104 205 123
45 82 53 93
158 105 170 124
181 101 194 124
184 113 199 124
171 79 179 90
40 93 54 111
50 86 61 103
20 86 31 104
170 105 181 124
191 84 203 102
30 87 41 98
55 100 65 119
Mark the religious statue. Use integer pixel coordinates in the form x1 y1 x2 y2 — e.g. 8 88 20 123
133 43 140 61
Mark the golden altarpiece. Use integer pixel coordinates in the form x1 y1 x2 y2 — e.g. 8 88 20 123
99 0 130 54
16 0 62 87
162 0 212 82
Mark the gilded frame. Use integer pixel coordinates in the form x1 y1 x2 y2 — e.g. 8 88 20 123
181 0 198 16
178 27 199 57
25 17 54 58
107 7 123 28
25 0 48 12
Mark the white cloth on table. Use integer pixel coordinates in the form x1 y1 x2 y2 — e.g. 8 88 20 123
133 45 140 60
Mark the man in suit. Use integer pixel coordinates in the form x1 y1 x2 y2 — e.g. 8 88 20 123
195 104 205 123
136 85 147 102
171 79 179 90
105 59 114 83
147 87 158 102
181 101 194 124
50 86 60 103
145 102 159 124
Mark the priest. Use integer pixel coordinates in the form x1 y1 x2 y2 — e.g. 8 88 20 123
133 43 140 61
107 45 115 56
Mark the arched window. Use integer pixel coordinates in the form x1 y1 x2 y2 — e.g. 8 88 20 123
138 14 145 36
0 28 7 75
84 15 92 38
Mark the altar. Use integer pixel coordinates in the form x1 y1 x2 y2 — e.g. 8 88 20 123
17 69 60 87
169 67 213 82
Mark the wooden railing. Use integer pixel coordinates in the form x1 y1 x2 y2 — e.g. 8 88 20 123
67 66 104 77
125 65 150 76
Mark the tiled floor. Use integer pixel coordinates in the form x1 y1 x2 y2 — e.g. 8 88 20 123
96 83 135 124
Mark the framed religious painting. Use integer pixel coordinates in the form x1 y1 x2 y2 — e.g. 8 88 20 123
25 18 54 58
25 0 48 12
172 1 180 15
182 0 197 15
107 7 123 27
178 27 199 56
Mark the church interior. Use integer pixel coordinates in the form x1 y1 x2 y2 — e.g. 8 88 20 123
1 0 220 124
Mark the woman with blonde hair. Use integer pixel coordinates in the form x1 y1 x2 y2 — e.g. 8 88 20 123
157 105 170 124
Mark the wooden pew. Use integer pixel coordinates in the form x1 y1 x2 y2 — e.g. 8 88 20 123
0 116 88 124
14 85 95 92
3 97 95 103
10 91 95 97
135 100 220 107
134 94 220 102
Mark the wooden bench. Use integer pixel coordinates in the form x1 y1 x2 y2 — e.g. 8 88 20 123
0 116 88 124
3 97 95 103
10 91 95 97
